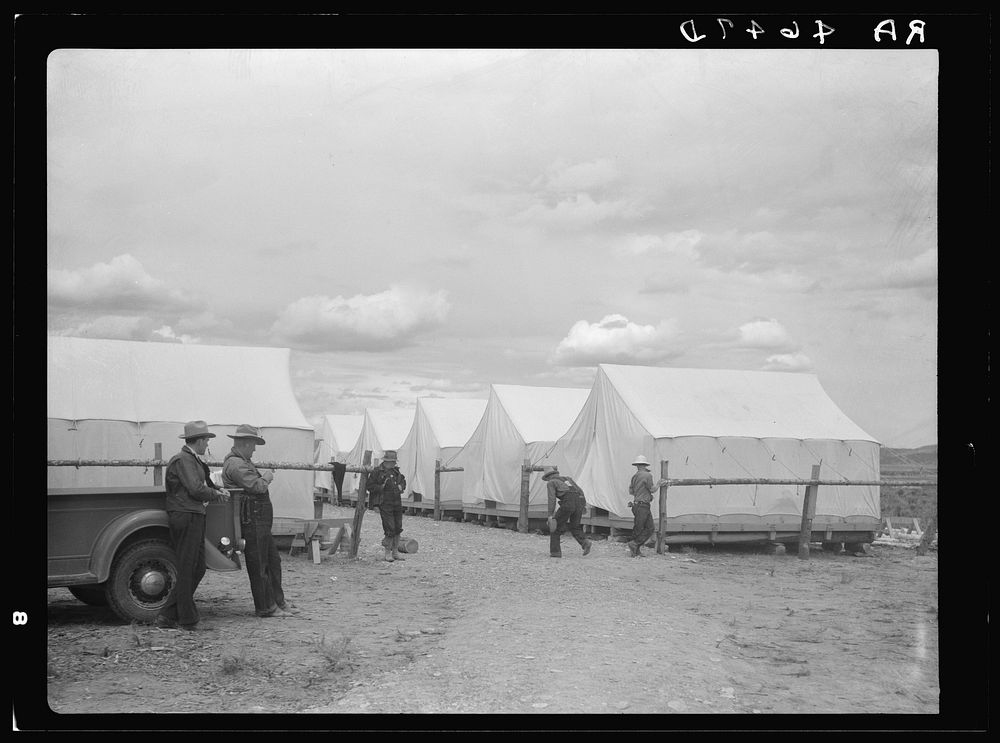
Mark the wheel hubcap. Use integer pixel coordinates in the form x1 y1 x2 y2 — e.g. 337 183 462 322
131 561 172 604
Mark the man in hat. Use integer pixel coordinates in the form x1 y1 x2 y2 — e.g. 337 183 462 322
627 455 657 557
222 425 296 618
542 466 592 558
365 450 407 562
156 421 230 631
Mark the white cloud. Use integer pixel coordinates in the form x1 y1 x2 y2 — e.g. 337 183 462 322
874 247 938 289
541 158 621 192
47 254 198 312
762 352 813 372
270 285 451 351
551 314 679 365
615 230 704 258
737 319 794 350
50 314 162 341
515 193 646 229
152 325 201 344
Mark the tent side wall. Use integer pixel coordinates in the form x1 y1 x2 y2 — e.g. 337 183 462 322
649 436 880 525
48 420 316 520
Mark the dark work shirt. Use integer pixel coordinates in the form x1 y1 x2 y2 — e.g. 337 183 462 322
165 446 225 514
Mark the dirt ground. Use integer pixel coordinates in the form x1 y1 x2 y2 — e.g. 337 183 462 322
45 504 939 720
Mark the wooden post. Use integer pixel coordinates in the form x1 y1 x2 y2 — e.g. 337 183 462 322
153 443 163 486
349 450 373 558
656 460 669 554
518 459 530 533
797 464 822 560
433 459 442 522
916 516 937 556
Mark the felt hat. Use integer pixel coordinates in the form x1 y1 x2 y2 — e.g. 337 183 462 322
541 466 560 480
381 450 398 462
227 424 266 445
179 420 215 440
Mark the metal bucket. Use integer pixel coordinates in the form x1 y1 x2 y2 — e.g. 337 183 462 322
397 537 418 554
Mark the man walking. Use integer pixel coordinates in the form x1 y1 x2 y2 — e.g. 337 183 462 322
627 455 657 557
365 450 407 562
222 424 296 618
542 466 592 558
156 420 230 631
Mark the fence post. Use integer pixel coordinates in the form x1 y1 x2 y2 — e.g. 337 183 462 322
518 459 531 533
656 460 669 554
349 450 373 558
153 443 163 487
797 464 822 559
434 459 442 522
916 516 937 556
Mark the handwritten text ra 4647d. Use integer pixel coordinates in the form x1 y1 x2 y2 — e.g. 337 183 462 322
679 18 927 46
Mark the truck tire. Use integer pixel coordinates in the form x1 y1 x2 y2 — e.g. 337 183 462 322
105 538 178 624
68 584 109 606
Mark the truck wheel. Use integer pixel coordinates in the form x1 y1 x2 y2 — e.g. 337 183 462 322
68 584 109 606
106 539 177 624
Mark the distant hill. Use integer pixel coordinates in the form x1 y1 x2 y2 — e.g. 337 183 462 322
879 445 937 522
880 444 938 473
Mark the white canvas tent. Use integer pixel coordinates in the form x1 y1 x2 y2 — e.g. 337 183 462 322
550 364 881 533
313 414 364 495
452 384 591 510
396 397 487 507
47 336 317 520
345 407 415 470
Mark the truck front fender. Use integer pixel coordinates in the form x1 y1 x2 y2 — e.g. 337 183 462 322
203 537 241 572
90 510 240 581
89 509 170 583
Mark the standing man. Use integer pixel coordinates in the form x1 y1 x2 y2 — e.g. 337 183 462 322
627 455 657 557
366 450 407 562
542 466 592 558
222 424 295 618
156 421 230 631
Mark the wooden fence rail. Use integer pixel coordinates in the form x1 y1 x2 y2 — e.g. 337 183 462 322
49 456 938 560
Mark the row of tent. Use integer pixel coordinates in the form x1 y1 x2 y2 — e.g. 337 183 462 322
47 336 882 530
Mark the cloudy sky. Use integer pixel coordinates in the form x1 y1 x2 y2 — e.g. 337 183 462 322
46 48 938 448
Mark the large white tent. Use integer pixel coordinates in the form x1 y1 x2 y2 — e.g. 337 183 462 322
345 407 415 470
313 414 364 495
396 397 488 508
47 336 316 520
550 364 881 533
452 384 591 510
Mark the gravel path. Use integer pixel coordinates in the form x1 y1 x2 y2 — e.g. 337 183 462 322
45 503 939 718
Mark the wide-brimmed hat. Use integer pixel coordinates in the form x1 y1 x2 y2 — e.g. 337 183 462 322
541 466 560 480
631 455 651 467
227 424 266 445
381 450 398 462
179 420 216 440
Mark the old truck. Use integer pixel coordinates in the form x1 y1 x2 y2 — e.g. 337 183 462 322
47 486 245 623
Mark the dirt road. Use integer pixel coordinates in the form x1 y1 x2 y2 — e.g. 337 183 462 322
45 504 939 718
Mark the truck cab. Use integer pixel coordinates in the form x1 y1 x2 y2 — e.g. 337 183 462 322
47 486 244 623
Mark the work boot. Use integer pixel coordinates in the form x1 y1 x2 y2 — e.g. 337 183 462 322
392 536 406 561
582 540 592 556
550 552 562 558
627 541 638 557
384 547 395 562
